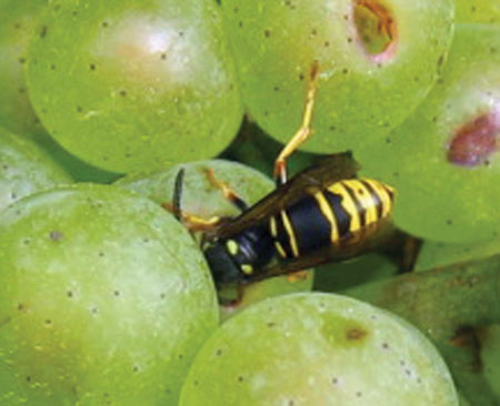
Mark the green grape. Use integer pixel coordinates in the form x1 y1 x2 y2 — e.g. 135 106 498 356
0 0 47 138
117 159 314 318
0 127 71 212
455 0 500 25
180 293 459 406
479 325 500 399
359 24 500 243
416 238 500 271
27 0 243 174
219 0 454 155
0 0 128 184
0 184 218 405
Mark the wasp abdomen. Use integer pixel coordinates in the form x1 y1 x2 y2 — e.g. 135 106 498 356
268 178 394 259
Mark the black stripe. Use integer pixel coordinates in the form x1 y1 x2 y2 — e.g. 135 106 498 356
360 180 383 220
272 212 293 258
287 195 331 254
341 181 366 228
323 191 351 238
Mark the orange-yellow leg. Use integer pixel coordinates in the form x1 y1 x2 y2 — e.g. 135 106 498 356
162 201 223 232
274 60 321 186
203 167 248 212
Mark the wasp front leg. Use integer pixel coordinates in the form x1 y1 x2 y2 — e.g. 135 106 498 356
163 167 225 233
274 61 320 186
203 167 249 212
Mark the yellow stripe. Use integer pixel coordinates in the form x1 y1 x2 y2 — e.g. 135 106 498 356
328 182 361 233
281 210 299 258
363 178 394 218
313 191 339 243
269 216 278 238
344 180 377 226
275 241 287 258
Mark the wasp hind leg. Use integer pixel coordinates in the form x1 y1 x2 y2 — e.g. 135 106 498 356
274 60 320 186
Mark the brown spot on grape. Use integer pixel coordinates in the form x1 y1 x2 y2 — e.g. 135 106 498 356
346 327 368 341
264 29 271 38
447 110 500 167
353 0 398 61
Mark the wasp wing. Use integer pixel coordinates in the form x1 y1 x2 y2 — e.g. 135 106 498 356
209 152 360 239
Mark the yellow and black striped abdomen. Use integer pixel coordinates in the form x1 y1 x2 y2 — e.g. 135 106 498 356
268 178 394 259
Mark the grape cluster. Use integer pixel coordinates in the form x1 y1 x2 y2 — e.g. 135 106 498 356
2 0 498 404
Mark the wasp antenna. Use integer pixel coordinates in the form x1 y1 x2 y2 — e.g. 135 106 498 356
172 168 185 221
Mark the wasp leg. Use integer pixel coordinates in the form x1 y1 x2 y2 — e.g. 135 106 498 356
163 168 224 232
203 167 249 212
274 60 320 186
162 201 223 232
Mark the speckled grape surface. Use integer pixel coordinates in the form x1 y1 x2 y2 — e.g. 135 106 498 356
0 0 47 138
117 159 314 318
0 127 71 212
180 293 458 406
219 0 454 154
0 184 218 405
359 24 500 243
27 0 243 173
455 0 500 25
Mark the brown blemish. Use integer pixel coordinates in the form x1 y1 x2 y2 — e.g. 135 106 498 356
322 315 370 347
447 110 500 167
352 0 398 61
346 327 368 341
